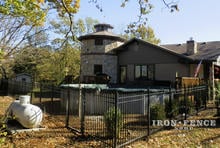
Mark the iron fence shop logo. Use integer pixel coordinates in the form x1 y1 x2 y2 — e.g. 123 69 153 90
152 119 216 130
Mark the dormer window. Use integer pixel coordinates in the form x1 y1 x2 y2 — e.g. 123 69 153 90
95 39 103 45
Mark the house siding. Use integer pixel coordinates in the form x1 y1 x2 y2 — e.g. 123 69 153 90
80 37 123 83
118 42 190 83
155 64 189 82
189 64 204 78
118 42 181 65
81 39 123 54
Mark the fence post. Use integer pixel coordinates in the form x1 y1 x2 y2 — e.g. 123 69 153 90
184 85 187 120
195 86 199 114
169 85 172 125
147 88 150 136
143 93 146 115
80 89 85 136
65 86 70 127
51 84 54 112
205 85 208 109
40 82 42 104
6 79 9 96
51 84 54 102
79 85 82 120
113 91 119 148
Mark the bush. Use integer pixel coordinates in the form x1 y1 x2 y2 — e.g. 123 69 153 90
150 104 166 122
215 81 220 115
0 121 7 147
104 107 123 138
164 98 179 118
215 81 220 100
178 98 192 114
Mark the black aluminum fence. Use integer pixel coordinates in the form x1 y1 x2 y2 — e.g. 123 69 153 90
0 79 33 95
32 82 64 115
63 85 208 148
0 79 64 115
0 79 208 147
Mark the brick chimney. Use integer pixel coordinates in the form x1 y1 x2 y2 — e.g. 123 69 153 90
186 38 197 55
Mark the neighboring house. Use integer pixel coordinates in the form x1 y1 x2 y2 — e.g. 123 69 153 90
79 23 220 88
15 73 32 83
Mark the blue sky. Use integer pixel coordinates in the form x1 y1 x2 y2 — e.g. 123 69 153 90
74 0 220 44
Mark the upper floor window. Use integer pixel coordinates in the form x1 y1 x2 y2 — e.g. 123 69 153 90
95 39 103 45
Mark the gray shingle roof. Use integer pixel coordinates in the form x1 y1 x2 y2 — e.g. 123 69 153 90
78 31 126 42
162 41 220 61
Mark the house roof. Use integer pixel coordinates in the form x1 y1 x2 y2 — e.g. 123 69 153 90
113 38 194 62
78 31 126 42
162 41 220 61
113 38 220 62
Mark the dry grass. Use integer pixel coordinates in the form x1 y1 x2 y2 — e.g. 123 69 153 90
128 107 220 148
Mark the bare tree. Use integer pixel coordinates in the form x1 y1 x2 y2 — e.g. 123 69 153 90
0 15 49 78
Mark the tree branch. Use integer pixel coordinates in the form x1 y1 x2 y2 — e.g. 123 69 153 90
59 0 77 49
161 0 179 12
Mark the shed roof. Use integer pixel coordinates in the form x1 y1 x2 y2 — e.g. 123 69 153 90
15 73 32 77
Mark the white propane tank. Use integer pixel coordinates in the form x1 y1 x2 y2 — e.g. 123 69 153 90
8 95 43 128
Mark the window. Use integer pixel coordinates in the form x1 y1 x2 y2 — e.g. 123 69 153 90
95 39 103 45
135 65 147 79
22 78 26 82
135 65 141 79
148 65 155 80
94 64 103 75
120 66 127 83
135 65 155 80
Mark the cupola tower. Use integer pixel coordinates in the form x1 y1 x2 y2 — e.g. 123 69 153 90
78 23 125 83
